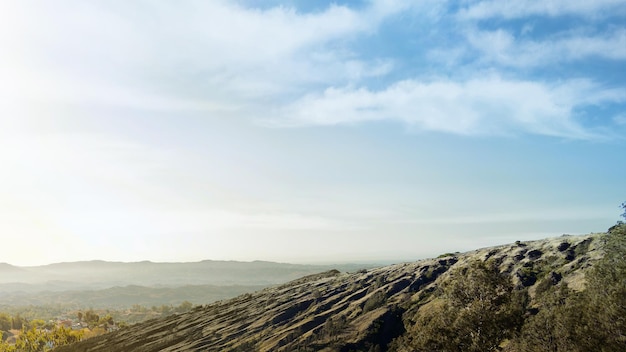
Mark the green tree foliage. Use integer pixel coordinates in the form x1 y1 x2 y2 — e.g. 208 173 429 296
513 223 626 352
0 314 11 334
28 320 46 330
407 260 527 352
0 326 83 352
48 326 83 348
513 285 591 352
14 327 48 352
175 301 193 313
83 310 99 325
583 223 626 350
11 315 24 330
0 342 14 352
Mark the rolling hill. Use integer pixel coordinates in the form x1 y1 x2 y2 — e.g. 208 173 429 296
0 261 375 309
0 260 372 289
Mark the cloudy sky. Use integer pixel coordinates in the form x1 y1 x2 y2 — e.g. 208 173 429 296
1 0 625 266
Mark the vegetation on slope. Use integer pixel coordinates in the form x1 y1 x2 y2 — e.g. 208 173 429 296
510 222 626 351
0 326 82 352
51 221 626 352
393 259 527 351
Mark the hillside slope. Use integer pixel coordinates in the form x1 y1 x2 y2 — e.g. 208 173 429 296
56 229 619 352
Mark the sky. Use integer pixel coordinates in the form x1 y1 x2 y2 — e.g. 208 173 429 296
1 0 625 266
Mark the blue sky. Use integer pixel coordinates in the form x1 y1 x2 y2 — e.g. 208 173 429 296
1 0 625 266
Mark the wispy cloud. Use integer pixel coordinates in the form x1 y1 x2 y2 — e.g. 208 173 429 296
0 0 409 110
459 0 626 20
273 76 625 139
394 207 613 225
2 0 623 140
465 28 626 67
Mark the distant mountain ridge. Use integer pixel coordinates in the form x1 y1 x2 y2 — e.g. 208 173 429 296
0 260 375 293
0 259 377 312
0 263 25 272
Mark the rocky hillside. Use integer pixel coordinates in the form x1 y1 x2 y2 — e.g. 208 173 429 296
56 226 624 352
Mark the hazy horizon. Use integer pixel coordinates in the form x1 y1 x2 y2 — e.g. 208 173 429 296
2 257 396 268
0 230 606 268
1 1 625 267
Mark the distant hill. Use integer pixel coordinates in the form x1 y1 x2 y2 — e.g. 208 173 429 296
0 263 27 278
0 263 22 272
0 260 376 310
56 225 626 351
0 260 375 292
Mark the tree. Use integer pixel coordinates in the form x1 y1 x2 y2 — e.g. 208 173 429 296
621 202 626 221
0 340 15 352
0 325 84 352
11 314 24 330
28 320 46 330
84 309 99 325
0 314 11 333
175 301 194 313
582 223 626 350
98 315 114 327
14 327 47 352
49 325 83 347
513 285 592 352
408 260 527 352
513 223 626 352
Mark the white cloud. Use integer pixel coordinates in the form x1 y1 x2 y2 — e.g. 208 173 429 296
561 29 626 60
394 207 612 225
459 0 626 20
0 0 408 112
466 28 626 67
8 0 621 142
273 76 626 139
